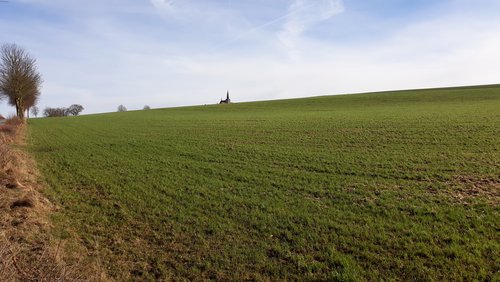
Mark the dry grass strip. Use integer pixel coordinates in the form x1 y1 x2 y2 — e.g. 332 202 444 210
1 118 108 281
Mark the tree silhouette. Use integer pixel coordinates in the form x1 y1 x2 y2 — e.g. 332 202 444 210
117 105 127 112
30 105 39 118
68 104 84 116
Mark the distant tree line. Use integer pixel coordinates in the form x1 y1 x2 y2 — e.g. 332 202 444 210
44 104 84 117
117 105 151 112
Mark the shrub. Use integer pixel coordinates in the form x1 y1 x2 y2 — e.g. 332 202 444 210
5 115 23 126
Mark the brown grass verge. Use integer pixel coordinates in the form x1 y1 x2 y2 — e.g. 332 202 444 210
0 119 108 281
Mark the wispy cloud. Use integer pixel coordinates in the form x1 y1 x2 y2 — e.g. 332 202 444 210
150 0 180 17
278 0 344 60
149 0 240 26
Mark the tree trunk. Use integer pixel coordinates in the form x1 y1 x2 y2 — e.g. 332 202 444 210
15 98 25 120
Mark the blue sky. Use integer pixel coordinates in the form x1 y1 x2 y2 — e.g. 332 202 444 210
1 0 500 115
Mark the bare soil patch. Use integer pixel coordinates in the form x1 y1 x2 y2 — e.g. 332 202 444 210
441 175 500 206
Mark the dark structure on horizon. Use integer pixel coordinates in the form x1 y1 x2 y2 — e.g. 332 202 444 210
219 91 231 104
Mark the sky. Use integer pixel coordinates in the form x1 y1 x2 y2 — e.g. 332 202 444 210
1 0 500 115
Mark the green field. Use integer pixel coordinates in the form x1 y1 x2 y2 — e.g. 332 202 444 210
28 86 499 280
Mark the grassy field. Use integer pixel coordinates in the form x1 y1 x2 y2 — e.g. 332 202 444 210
28 85 499 280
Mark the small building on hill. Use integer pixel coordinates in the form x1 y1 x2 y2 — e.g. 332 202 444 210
219 91 231 104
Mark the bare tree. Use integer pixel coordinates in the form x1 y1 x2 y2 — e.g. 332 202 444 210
0 44 42 120
43 107 68 117
30 105 39 118
24 91 39 118
67 104 84 116
117 105 127 112
42 104 83 117
143 105 151 110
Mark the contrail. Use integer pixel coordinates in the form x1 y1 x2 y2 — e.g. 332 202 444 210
208 1 319 53
151 0 177 11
